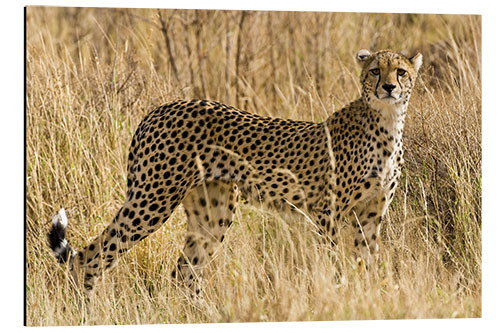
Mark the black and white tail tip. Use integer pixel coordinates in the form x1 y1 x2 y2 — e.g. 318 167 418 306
48 208 75 264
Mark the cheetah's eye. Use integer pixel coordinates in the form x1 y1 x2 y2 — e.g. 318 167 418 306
397 68 407 76
370 68 380 76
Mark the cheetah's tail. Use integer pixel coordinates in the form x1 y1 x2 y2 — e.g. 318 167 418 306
47 208 76 264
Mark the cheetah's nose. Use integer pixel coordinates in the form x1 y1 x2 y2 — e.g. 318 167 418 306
382 83 396 93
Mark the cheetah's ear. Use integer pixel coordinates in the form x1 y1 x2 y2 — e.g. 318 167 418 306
356 49 372 64
409 53 423 72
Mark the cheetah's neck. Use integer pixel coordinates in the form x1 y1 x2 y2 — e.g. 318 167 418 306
366 98 408 143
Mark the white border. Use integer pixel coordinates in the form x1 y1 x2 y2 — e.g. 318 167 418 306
7 0 499 331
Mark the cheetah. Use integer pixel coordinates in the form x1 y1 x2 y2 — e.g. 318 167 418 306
48 49 423 297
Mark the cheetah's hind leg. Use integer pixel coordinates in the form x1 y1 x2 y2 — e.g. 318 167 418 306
172 181 237 298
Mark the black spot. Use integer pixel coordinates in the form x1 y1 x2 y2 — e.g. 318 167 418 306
149 217 160 226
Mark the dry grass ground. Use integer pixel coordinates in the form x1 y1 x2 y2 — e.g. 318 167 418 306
25 7 481 325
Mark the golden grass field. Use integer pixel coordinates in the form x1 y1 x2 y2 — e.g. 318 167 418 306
25 7 481 325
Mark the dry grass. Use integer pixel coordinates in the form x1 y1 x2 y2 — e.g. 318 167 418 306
25 7 481 325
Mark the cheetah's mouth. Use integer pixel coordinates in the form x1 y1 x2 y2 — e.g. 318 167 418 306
379 93 401 103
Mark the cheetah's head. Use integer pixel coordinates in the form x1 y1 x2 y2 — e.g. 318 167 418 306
356 49 422 109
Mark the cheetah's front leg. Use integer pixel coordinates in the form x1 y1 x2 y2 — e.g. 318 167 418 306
351 192 390 266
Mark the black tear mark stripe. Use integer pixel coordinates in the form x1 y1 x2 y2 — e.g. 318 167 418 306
396 73 403 99
396 73 403 91
375 74 380 99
